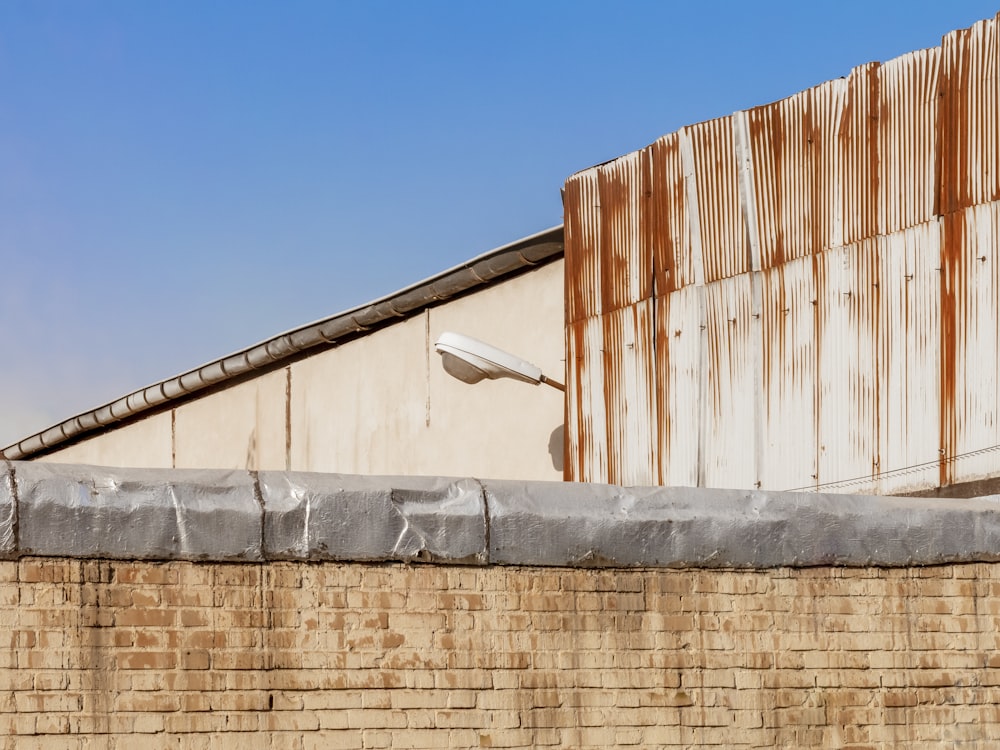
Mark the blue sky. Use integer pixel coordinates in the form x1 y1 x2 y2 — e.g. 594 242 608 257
1 1 998 447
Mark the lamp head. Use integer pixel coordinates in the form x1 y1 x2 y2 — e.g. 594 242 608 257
434 332 543 386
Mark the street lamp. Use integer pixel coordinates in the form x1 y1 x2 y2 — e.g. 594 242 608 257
434 332 565 392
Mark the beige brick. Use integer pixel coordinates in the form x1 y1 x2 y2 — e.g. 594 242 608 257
1 559 1000 747
181 649 211 670
34 713 70 734
132 714 166 733
114 692 181 712
313 709 348 729
345 708 407 729
116 651 176 670
301 731 363 749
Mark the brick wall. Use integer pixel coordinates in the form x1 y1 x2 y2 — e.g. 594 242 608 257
2 557 999 749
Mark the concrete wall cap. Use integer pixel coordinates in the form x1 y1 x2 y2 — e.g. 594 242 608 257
6 462 1000 568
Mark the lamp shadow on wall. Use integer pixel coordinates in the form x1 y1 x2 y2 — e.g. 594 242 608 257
549 425 564 473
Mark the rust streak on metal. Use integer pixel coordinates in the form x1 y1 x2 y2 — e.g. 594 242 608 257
642 135 688 297
939 213 963 486
812 252 824 489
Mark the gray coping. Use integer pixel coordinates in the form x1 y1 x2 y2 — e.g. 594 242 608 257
484 480 1000 568
0 462 15 558
13 462 261 561
258 471 485 563
4 461 1000 568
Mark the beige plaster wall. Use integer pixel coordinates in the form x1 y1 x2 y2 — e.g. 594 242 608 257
36 411 173 469
290 260 564 479
173 369 287 470
38 260 565 480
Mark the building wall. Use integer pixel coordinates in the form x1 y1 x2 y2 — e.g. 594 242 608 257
3 556 1000 749
564 12 1000 494
38 260 565 480
34 411 175 469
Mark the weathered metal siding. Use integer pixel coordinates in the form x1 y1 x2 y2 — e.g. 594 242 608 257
597 152 650 314
654 285 701 487
702 275 756 488
564 168 602 324
565 316 607 483
683 118 750 283
641 134 693 295
812 223 942 495
938 16 1000 215
940 203 1000 486
876 223 942 494
565 12 1000 493
839 62 881 247
759 257 818 491
745 79 845 266
879 48 941 235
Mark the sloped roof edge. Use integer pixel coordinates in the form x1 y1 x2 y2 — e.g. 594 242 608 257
3 226 564 460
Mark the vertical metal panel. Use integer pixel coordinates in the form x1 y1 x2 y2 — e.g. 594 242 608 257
601 301 658 486
641 134 693 295
878 222 942 494
565 317 607 483
598 152 650 313
701 275 756 489
808 224 941 496
839 62 881 246
565 303 657 485
938 12 1000 215
816 240 882 495
733 111 767 490
878 48 941 235
814 246 851 490
759 257 818 491
563 167 602 324
683 117 750 283
655 286 702 488
941 203 1000 485
565 154 654 323
745 79 845 268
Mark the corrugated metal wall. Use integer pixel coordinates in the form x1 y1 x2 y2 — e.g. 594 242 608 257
564 13 1000 494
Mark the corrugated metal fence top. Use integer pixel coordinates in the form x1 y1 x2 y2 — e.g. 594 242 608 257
568 13 997 272
939 13 1000 214
565 22 984 285
564 11 1000 493
565 116 752 326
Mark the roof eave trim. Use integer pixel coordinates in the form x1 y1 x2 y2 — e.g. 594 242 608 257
2 226 564 460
